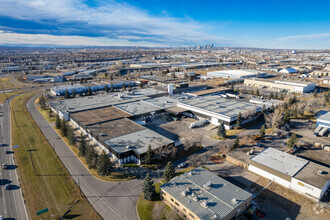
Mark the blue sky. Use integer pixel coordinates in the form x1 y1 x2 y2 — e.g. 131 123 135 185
0 0 329 49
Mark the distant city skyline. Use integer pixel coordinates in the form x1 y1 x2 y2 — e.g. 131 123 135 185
0 0 329 49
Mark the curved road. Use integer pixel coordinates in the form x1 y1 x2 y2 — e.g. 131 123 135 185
27 94 142 220
0 96 29 220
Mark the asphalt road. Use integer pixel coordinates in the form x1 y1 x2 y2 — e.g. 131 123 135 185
27 94 142 220
0 97 29 220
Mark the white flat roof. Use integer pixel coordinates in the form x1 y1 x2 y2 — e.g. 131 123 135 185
250 148 309 177
208 69 265 77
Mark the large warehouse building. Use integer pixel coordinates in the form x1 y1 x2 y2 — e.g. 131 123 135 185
161 167 252 220
207 69 266 79
244 78 316 93
248 148 330 201
177 95 261 129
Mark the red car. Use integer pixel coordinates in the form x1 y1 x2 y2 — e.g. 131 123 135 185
255 209 265 218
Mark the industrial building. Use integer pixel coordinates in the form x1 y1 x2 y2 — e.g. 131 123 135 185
207 69 266 79
50 88 167 120
50 81 135 96
279 68 298 74
244 78 316 93
315 112 330 137
50 87 268 165
160 167 252 220
177 95 261 129
248 148 330 201
69 106 175 164
249 98 284 108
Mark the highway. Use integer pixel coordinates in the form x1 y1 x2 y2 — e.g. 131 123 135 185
27 94 142 220
0 97 29 219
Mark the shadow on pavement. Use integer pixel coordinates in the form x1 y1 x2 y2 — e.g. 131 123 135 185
6 165 17 170
7 184 20 190
0 179 12 185
63 215 81 219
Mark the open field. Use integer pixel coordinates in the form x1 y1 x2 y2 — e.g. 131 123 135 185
11 93 101 220
0 77 22 90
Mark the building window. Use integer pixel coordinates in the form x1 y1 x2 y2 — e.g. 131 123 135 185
175 202 180 207
170 198 174 202
183 208 186 212
189 213 195 219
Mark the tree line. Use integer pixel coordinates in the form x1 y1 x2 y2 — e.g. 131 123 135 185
55 115 112 176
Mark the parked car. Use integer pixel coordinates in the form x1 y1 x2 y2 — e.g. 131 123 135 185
255 209 265 218
2 163 7 169
5 183 11 190
177 162 187 168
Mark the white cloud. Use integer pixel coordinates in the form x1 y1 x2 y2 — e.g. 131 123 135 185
278 33 330 41
0 0 230 46
0 30 166 47
274 33 330 49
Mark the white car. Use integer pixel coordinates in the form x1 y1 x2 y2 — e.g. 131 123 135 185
2 163 7 169
177 162 187 168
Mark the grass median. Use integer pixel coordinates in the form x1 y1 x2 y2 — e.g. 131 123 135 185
0 89 28 104
11 92 101 220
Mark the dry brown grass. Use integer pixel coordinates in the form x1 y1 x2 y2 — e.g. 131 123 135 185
11 93 101 220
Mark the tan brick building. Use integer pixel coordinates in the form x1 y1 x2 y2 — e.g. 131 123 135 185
160 167 252 220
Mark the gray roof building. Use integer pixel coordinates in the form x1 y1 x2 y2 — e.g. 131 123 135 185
161 167 252 220
104 128 174 157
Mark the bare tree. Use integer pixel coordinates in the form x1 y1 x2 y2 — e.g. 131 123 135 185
187 154 203 167
241 107 258 119
265 108 282 129
171 146 178 158
152 202 165 220
305 98 323 114
180 130 202 150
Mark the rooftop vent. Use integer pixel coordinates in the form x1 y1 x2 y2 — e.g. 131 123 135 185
203 181 212 189
188 171 193 176
211 214 219 220
232 198 238 204
181 191 187 197
125 145 131 149
201 201 209 208
192 196 199 202
317 170 327 175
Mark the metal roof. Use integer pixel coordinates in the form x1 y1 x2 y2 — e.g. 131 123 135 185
161 167 252 220
178 95 260 119
51 88 165 113
250 148 309 177
114 100 163 116
318 112 330 122
104 128 174 155
143 96 178 109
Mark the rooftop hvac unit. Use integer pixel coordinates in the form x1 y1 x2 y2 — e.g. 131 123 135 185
232 198 238 204
192 196 199 202
125 145 131 149
211 214 219 220
181 191 187 197
203 181 212 189
188 171 193 176
317 170 327 175
201 201 209 208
